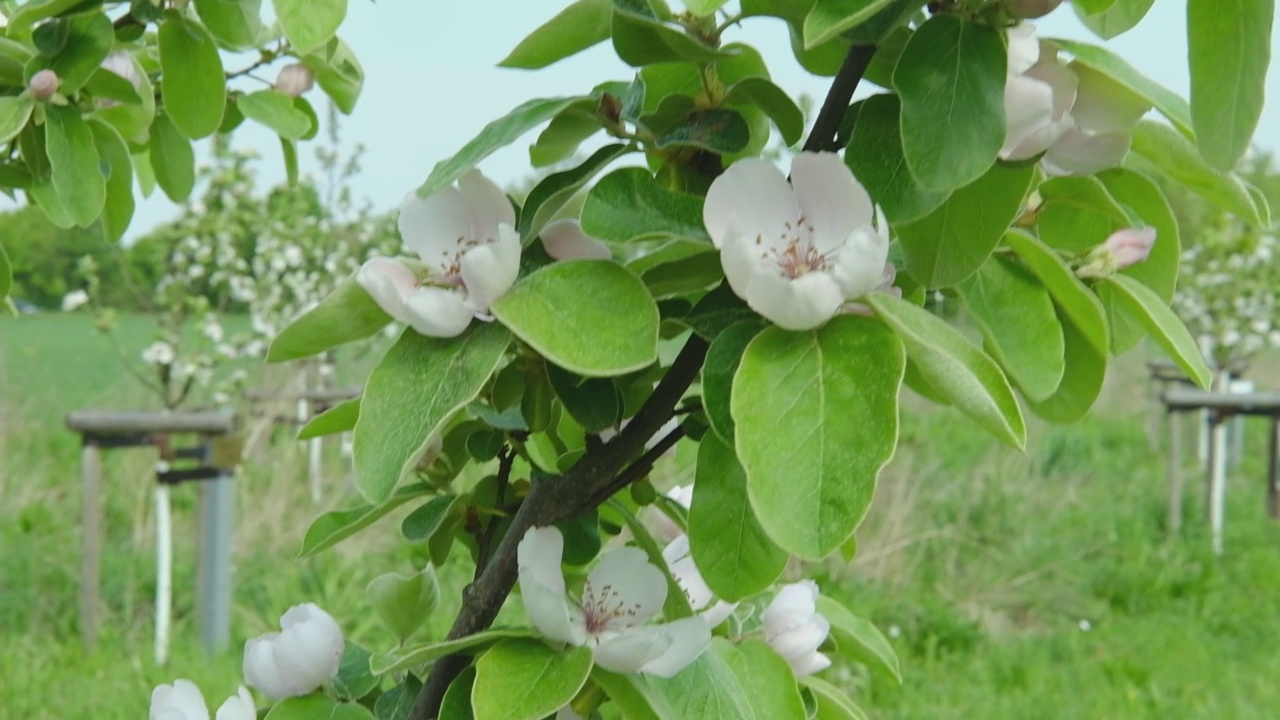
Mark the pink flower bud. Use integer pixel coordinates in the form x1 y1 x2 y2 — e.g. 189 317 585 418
29 69 60 100
1104 226 1157 269
1005 0 1066 18
274 63 315 97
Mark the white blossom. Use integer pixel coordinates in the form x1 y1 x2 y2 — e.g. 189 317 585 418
762 580 832 677
150 680 255 720
661 534 737 628
61 289 89 312
1042 62 1152 176
243 603 344 700
1001 25 1077 161
142 341 176 366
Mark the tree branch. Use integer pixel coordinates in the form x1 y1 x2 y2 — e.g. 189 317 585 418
803 44 877 153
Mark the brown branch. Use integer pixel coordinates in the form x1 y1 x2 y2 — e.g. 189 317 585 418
803 44 877 153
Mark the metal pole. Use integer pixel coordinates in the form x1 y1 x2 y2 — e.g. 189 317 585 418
1167 410 1184 533
80 442 102 649
197 469 234 654
1208 413 1228 556
154 484 173 665
1268 417 1280 519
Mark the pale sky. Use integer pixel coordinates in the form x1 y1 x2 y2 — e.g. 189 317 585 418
33 2 1280 240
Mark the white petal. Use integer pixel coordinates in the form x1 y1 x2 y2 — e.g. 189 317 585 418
718 232 764 300
1006 24 1040 76
1002 75 1057 160
829 224 890 299
256 604 344 699
586 546 668 631
517 526 584 645
460 224 521 312
745 270 844 331
669 555 716 612
399 188 473 270
151 679 210 720
214 687 255 720
458 169 516 241
402 286 475 338
667 484 694 509
789 651 832 677
243 634 291 700
661 534 691 566
1028 53 1078 121
789 152 874 255
356 257 415 324
541 219 612 260
771 616 830 659
700 600 738 629
592 626 672 673
1068 63 1152 134
703 158 800 249
1042 128 1132 176
762 580 819 635
638 617 712 678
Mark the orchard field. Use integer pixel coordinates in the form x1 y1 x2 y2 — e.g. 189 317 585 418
5 313 1280 719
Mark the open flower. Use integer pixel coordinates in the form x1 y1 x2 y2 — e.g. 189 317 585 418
142 341 176 366
1042 62 1152 176
762 580 831 677
703 152 888 331
661 534 737 628
540 219 611 260
243 603 344 700
1001 25 1077 161
517 526 711 677
150 680 254 720
357 170 520 337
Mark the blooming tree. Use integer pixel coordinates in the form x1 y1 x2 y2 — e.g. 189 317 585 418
4 0 1277 718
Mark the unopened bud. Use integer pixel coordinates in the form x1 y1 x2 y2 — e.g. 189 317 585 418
29 69 60 100
1104 226 1157 268
274 63 315 97
1005 0 1065 18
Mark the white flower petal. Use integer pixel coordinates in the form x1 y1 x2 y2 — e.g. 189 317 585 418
402 286 475 338
459 226 520 312
592 626 672 674
638 617 712 678
1006 24 1040 76
770 616 830 659
789 152 874 255
541 219 612 260
703 158 800 249
1042 127 1133 176
586 547 668 631
762 580 819 636
243 603 343 700
518 526 584 645
398 188 472 270
700 600 737 629
661 533 691 566
150 679 209 720
829 224 890 300
1068 63 1152 134
458 169 516 241
1002 75 1056 160
356 257 416 322
789 651 832 677
745 270 845 331
214 686 255 720
718 232 765 299
243 634 291 700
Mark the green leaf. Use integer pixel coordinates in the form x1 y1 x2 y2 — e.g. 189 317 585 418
86 120 134 244
648 638 756 718
546 365 623 433
84 68 144 105
653 108 751 154
529 100 602 167
1048 39 1192 137
720 639 807 718
725 77 805 146
611 1 740 67
238 89 313 139
417 96 586 197
44 105 105 228
0 96 34 144
1077 0 1156 39
334 643 379 700
281 136 299 186
733 315 904 559
1187 0 1273 169
519 143 631 242
472 640 593 720
276 0 347 54
1002 229 1109 355
95 52 155 144
354 324 510 502
894 15 1006 193
1027 314 1106 423
368 571 439 643
298 397 360 440
158 13 226 139
0 241 12 303
867 293 1026 449
1128 120 1268 226
956 256 1065 402
194 0 263 50
265 696 375 720
687 0 731 13
400 495 460 542
6 0 96 32
34 12 113 94
302 37 364 114
803 676 869 720
689 433 788 601
581 167 712 246
815 596 902 682
297 483 430 557
267 276 393 362
374 675 423 720
843 94 950 224
679 282 759 340
439 667 475 720
895 161 1035 287
371 629 538 676
701 320 764 444
804 0 897 48
491 260 659 377
1097 274 1211 389
500 0 612 69
591 668 669 719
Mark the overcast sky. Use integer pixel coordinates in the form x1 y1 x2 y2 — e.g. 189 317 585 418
36 1 1280 240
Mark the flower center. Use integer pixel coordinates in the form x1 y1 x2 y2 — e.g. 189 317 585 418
759 215 827 279
579 581 643 635
418 236 483 289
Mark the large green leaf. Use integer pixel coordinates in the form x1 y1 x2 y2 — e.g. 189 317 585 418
720 639 808 718
1049 39 1192 137
492 260 658 376
500 0 612 69
268 275 393 361
353 324 510 502
33 12 113 94
689 433 788 601
194 0 263 50
518 143 632 242
894 15 1006 193
725 77 805 146
1027 314 1107 423
580 167 712 246
733 315 904 559
895 161 1034 287
1128 120 1269 226
1037 175 1129 254
43 105 105 228
158 13 226 139
6 0 95 31
546 365 623 433
238 89 313 139
843 94 950 225
653 109 751 154
803 0 898 48
1186 0 1273 169
275 0 347 54
956 257 1065 402
472 640 593 720
591 668 668 720
94 52 156 144
302 37 364 114
1097 275 1211 389
1002 229 1109 356
371 629 537 676
416 96 586 197
1077 0 1156 39
264 697 374 720
87 120 134 243
0 96 34 145
297 483 430 557
610 0 740 67
529 100 602 167
374 676 423 720
297 397 360 440
1096 168 1180 301
804 676 869 720
648 639 756 719
815 596 902 682
701 320 764 444
867 294 1025 449
333 643 380 700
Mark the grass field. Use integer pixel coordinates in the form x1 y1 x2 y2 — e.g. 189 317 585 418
4 312 1280 718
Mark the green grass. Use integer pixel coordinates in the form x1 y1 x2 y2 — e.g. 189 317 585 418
4 312 1280 718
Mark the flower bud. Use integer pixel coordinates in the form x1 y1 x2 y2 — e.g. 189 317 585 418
274 63 315 97
1104 226 1157 268
243 602 344 700
762 580 832 677
29 69 60 100
149 679 208 720
1005 0 1065 18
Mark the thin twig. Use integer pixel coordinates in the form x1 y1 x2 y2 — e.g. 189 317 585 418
586 426 686 508
474 446 515 580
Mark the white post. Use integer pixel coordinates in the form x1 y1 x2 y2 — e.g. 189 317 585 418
154 483 173 665
1210 416 1229 556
